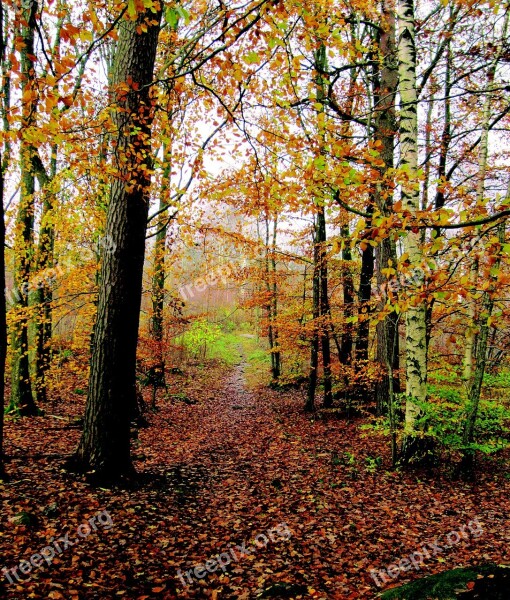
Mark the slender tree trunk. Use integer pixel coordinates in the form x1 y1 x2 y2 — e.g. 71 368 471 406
318 206 332 407
271 217 281 379
9 0 38 416
340 224 354 366
0 0 6 477
150 143 172 407
264 216 280 381
0 148 5 477
461 221 505 476
305 218 320 412
306 42 331 409
69 7 162 481
32 151 54 404
461 10 508 381
373 0 400 413
32 14 65 403
375 240 400 415
356 204 374 362
151 143 171 345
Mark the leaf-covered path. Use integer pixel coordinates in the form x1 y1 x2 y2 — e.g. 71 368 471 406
1 357 509 599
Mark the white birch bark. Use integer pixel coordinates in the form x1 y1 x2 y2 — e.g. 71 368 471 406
397 0 428 456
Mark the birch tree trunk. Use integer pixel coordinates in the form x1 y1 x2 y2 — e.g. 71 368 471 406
69 7 162 481
398 0 429 464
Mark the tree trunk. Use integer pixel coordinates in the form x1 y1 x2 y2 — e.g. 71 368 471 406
305 217 320 412
340 224 354 366
271 217 281 379
398 0 430 464
461 221 505 476
356 204 374 362
373 0 400 414
306 43 331 409
9 0 38 416
375 241 401 415
0 0 6 477
32 152 54 404
151 143 171 345
31 13 67 403
318 206 332 407
69 7 162 481
264 215 280 381
461 10 508 382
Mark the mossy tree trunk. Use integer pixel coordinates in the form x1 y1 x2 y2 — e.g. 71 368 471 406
9 0 38 416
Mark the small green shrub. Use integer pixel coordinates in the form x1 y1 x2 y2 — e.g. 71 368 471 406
483 370 510 388
413 390 510 456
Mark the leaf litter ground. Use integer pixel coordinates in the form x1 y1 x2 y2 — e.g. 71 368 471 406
1 359 509 599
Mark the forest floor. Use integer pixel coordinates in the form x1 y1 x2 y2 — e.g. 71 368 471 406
1 347 509 600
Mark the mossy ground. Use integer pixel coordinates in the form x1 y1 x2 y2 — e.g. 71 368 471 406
380 563 510 599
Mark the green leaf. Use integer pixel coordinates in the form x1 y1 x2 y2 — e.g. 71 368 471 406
244 51 261 64
127 0 137 19
313 155 326 171
165 7 179 29
176 6 190 24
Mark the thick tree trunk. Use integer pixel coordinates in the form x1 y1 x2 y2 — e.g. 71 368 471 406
398 0 429 464
69 8 162 481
